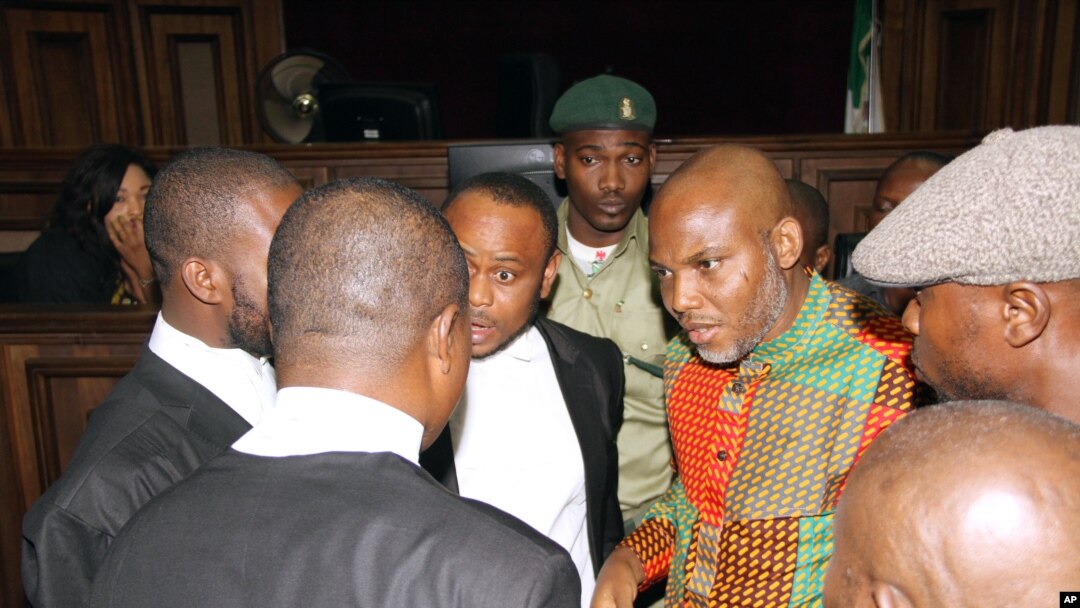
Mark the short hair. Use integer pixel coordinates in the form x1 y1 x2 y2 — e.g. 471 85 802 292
444 172 558 259
883 150 952 179
785 179 829 252
143 147 299 284
268 177 469 369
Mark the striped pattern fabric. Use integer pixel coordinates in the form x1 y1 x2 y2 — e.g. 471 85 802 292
622 273 916 607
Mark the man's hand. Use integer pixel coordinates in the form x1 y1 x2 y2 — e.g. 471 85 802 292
591 546 645 608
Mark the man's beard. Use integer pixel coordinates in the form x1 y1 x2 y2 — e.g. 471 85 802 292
227 277 272 358
471 291 541 361
695 241 788 365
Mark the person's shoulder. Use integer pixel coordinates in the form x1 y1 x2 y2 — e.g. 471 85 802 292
822 279 913 364
362 453 571 557
27 353 225 525
15 228 113 303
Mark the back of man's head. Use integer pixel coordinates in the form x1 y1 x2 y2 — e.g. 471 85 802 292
144 147 298 285
268 177 468 372
445 172 558 258
825 400 1080 608
785 179 829 273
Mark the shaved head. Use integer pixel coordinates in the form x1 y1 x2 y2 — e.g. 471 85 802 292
268 177 468 371
824 401 1080 608
655 145 793 229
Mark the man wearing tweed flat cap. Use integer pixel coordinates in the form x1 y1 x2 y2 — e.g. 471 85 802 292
853 125 1080 424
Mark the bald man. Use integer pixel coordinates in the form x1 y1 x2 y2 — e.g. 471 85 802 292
824 400 1080 608
90 177 580 608
839 151 950 314
592 145 917 607
23 148 301 608
854 126 1080 424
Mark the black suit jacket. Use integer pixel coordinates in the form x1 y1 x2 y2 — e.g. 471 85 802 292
421 316 625 574
90 450 581 608
21 350 251 607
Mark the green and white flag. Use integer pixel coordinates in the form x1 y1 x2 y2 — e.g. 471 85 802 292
845 0 884 133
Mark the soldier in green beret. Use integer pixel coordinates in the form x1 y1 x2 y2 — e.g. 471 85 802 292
544 75 678 572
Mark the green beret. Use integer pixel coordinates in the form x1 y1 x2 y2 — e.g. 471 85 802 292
549 74 656 134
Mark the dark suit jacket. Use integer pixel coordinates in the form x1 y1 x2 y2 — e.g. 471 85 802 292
21 350 251 607
421 316 625 574
90 450 581 608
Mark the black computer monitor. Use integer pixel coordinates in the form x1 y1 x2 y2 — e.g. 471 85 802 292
319 82 443 142
447 141 566 207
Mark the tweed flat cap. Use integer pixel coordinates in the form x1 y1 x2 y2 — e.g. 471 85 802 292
549 74 656 134
852 125 1080 287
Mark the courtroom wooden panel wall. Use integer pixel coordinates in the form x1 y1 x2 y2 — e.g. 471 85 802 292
0 4 138 146
0 0 285 149
883 0 1080 131
127 0 286 145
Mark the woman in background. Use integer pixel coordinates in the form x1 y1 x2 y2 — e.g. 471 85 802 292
15 144 159 305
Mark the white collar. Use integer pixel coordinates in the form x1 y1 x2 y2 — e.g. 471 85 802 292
232 386 424 463
147 314 276 425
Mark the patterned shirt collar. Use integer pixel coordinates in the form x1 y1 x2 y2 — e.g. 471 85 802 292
748 271 831 366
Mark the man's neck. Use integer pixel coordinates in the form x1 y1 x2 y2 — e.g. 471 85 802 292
566 210 628 248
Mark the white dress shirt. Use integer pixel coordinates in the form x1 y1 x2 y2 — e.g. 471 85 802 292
148 314 277 426
233 386 424 464
450 325 595 607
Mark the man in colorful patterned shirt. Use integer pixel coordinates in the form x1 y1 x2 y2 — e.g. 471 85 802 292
591 145 916 608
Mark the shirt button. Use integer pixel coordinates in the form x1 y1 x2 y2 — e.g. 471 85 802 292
583 288 593 299
731 381 746 394
717 449 728 461
640 342 649 351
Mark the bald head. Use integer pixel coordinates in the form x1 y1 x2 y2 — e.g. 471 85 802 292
655 145 792 229
268 177 468 371
824 401 1080 608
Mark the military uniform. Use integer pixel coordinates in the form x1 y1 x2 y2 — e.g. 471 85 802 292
545 74 676 528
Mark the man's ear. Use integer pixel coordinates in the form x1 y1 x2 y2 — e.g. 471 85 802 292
539 250 562 299
1001 281 1050 348
553 143 567 180
870 581 915 608
771 217 803 271
179 257 225 305
430 302 463 375
647 142 658 175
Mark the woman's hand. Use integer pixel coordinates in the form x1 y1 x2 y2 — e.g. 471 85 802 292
108 213 159 305
107 212 154 282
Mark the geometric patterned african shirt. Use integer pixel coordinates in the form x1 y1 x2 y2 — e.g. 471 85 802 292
621 272 916 607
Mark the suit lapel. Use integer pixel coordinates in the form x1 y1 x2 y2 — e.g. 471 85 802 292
138 351 253 453
534 319 608 550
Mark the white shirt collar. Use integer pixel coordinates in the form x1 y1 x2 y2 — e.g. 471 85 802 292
147 313 276 426
480 324 543 365
232 386 425 464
